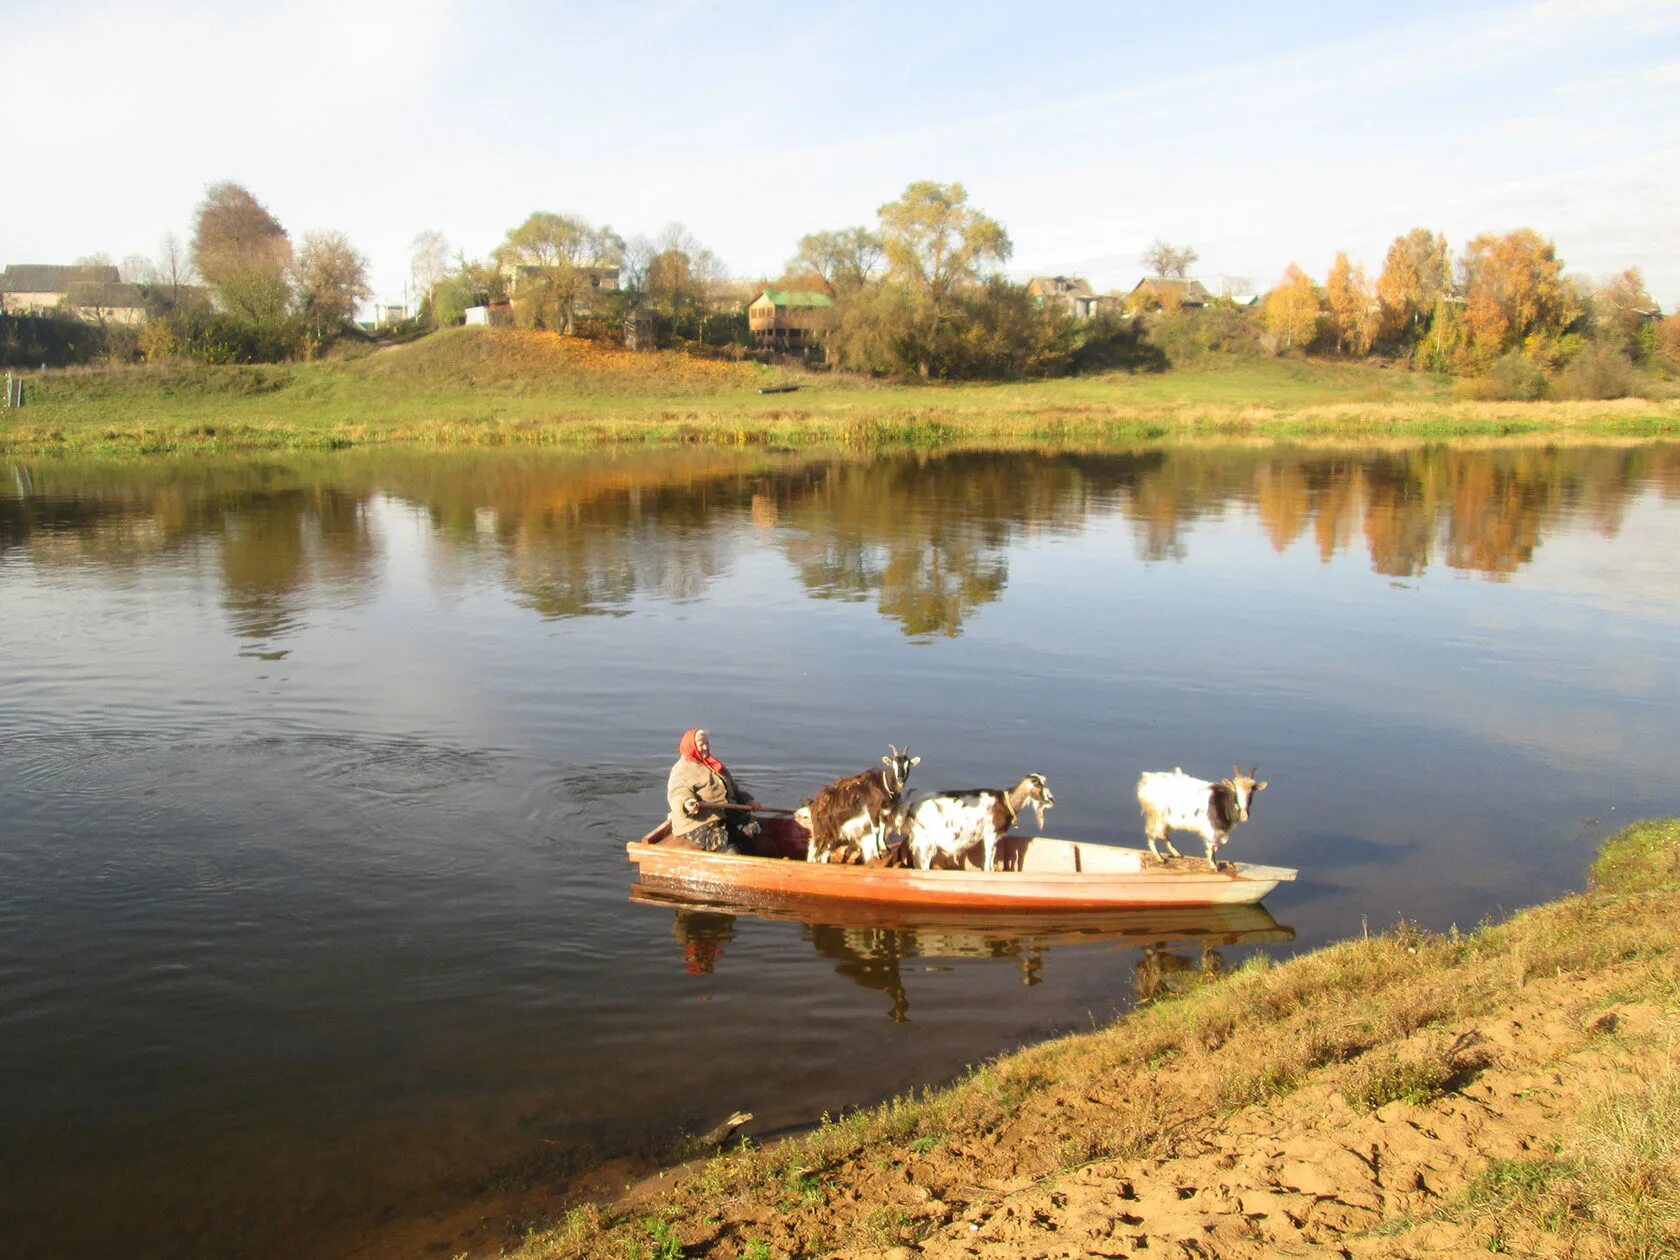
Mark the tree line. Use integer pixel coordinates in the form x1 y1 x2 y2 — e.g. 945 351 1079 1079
1259 230 1676 398
12 178 1678 397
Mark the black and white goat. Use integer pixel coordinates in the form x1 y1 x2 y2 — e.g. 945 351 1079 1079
898 773 1054 873
1136 766 1268 870
796 744 920 864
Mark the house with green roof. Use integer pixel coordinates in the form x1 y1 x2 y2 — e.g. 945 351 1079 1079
747 288 835 351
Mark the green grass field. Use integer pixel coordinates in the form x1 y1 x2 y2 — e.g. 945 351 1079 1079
3 327 1676 455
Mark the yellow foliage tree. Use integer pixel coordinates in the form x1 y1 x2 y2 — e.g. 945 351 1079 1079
1459 229 1573 364
1263 264 1321 352
1376 229 1450 345
1325 252 1378 356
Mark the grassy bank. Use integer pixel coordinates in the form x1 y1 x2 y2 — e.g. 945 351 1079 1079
3 328 1678 456
423 820 1679 1259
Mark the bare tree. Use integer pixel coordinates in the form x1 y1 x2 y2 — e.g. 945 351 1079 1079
410 229 451 315
1142 239 1198 278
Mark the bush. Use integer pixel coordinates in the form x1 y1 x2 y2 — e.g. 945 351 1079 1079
1142 304 1264 365
1072 309 1170 374
1457 351 1548 401
0 312 106 367
1551 344 1640 400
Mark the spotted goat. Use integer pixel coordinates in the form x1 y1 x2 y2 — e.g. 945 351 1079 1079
1136 765 1268 870
796 744 920 864
898 773 1054 873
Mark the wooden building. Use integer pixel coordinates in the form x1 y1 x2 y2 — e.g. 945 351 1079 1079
1026 275 1102 321
1129 277 1214 311
747 288 836 350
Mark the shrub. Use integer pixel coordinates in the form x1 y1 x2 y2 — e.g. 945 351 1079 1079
1457 350 1548 401
1551 344 1640 401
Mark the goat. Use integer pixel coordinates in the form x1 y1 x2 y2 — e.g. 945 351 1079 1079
797 744 919 864
899 773 1054 873
1136 766 1268 870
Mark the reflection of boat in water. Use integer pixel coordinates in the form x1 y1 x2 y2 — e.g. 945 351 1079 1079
634 882 1294 1021
629 816 1296 910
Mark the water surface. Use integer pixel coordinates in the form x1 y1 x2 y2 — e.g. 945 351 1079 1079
3 441 1677 1257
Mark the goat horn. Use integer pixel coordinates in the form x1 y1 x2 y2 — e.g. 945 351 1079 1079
888 744 899 758
1249 766 1258 779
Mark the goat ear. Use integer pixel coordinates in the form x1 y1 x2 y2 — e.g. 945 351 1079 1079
910 756 921 767
882 755 892 767
1255 780 1269 792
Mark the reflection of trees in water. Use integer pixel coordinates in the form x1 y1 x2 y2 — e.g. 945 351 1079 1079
8 443 1679 638
776 453 1104 637
219 489 378 638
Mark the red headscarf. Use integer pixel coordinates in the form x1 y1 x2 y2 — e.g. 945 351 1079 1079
678 728 725 775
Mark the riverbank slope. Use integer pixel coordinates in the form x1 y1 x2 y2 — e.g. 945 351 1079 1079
421 819 1678 1259
4 328 1677 455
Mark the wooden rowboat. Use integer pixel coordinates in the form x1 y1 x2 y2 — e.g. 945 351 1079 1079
628 816 1295 910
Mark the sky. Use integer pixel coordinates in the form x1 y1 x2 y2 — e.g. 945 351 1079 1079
5 0 1679 314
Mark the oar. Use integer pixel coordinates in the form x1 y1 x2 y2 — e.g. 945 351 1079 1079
705 802 798 816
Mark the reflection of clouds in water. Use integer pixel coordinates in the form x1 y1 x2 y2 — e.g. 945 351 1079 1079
1503 498 1680 626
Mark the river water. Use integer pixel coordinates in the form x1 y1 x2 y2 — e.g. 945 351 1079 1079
2 441 1677 1257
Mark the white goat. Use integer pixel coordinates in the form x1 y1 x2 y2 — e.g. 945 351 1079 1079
1136 765 1268 870
898 774 1054 872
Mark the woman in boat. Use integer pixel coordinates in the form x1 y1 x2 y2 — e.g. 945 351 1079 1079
667 728 761 854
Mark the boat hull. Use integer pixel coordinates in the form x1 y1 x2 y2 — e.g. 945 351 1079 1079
628 818 1294 910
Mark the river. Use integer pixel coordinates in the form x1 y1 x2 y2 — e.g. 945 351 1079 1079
2 440 1677 1257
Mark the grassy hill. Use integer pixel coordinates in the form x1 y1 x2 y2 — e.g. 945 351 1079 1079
2 328 1676 455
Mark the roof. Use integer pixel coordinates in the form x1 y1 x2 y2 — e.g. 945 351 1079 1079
752 289 834 308
66 281 145 309
1026 276 1095 299
1130 277 1213 304
1 263 121 293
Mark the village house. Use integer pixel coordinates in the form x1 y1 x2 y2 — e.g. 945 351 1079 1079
1129 276 1214 311
1025 275 1103 321
500 263 620 298
0 263 147 325
747 288 836 351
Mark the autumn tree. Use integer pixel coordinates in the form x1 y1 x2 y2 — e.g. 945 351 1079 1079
1458 228 1573 364
1142 239 1198 279
191 182 292 324
493 212 625 332
1324 252 1378 356
787 227 884 296
643 224 724 341
874 180 1011 376
878 181 1010 306
1592 268 1659 360
292 230 371 350
1262 264 1322 353
1376 228 1450 345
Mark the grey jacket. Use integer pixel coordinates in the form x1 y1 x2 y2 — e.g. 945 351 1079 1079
667 757 749 837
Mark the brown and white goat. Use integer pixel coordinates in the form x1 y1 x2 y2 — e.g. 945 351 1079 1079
1136 765 1268 870
796 744 920 864
898 773 1054 872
